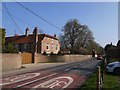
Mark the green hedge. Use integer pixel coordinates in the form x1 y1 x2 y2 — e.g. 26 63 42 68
106 47 120 62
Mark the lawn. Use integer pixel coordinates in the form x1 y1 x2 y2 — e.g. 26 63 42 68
80 61 120 89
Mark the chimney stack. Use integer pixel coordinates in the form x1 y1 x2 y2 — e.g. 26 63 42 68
25 27 29 36
33 27 38 35
33 27 38 52
32 27 38 63
54 34 56 37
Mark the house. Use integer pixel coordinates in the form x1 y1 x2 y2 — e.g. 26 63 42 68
5 27 60 54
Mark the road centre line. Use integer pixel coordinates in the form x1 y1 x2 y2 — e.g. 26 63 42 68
16 73 57 88
65 69 70 71
64 60 95 72
74 66 77 68
65 65 79 72
65 65 78 72
11 60 96 88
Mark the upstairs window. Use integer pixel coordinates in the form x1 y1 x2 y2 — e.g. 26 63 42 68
52 39 54 44
56 45 58 50
46 37 49 40
51 45 54 50
46 46 49 49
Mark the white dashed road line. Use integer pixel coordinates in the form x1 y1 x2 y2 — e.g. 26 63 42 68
65 69 70 71
74 66 77 68
65 65 78 72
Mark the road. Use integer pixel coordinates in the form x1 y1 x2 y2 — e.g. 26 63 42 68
1 58 101 90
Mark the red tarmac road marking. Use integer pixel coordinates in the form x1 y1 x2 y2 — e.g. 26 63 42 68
31 76 73 89
16 73 57 88
20 71 86 89
0 73 40 86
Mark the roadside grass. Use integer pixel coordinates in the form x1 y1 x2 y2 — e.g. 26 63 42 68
102 73 120 88
80 60 120 89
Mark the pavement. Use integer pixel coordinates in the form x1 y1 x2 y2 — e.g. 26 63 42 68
2 57 94 78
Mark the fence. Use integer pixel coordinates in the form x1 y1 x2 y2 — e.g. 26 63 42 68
21 52 32 64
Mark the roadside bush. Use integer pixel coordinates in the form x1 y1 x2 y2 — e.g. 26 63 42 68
57 51 64 55
42 51 47 55
50 52 54 55
3 43 19 53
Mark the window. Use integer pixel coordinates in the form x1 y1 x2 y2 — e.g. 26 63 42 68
16 44 19 49
56 45 58 50
52 39 54 44
24 43 27 49
51 45 54 50
46 44 49 50
46 46 49 49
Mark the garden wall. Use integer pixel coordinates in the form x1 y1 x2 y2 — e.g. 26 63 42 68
35 54 92 63
2 54 22 71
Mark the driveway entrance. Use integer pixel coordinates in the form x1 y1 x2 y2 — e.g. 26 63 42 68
21 52 32 64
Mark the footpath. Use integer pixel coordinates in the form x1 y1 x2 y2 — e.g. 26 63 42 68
2 58 94 78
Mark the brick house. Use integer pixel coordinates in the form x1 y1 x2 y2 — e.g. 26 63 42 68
5 27 60 54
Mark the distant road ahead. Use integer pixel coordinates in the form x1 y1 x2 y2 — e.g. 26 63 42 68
1 58 101 90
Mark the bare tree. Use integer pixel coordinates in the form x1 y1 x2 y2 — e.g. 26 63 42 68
59 19 94 54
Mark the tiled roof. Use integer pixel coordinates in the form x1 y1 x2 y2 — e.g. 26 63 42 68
39 34 58 40
5 35 33 44
5 34 58 44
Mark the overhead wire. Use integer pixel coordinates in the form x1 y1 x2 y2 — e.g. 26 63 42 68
16 2 62 31
3 2 24 34
1 9 34 28
1 9 46 34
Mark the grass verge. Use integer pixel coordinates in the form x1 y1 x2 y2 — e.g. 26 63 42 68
80 60 120 89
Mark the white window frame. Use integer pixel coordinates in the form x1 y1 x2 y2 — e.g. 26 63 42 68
56 45 58 50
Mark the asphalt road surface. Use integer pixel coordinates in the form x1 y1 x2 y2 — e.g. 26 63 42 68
1 58 101 90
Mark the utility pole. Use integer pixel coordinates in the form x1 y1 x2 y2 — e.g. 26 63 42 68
32 27 38 63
